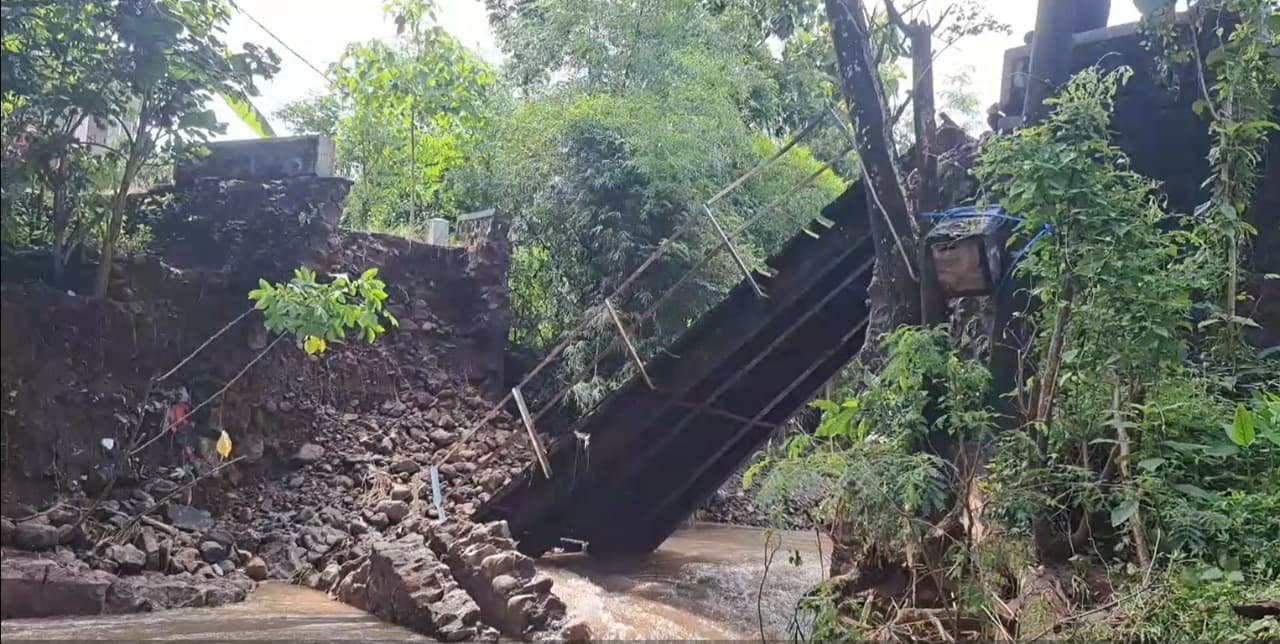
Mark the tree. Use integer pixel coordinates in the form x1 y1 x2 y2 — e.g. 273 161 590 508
824 0 921 356
450 0 845 409
2 0 127 280
276 0 494 231
92 0 279 297
823 0 1006 363
753 65 1280 641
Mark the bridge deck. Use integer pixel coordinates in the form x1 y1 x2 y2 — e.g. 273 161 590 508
475 181 875 555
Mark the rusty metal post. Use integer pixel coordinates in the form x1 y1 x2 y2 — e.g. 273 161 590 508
604 299 655 389
702 204 766 298
512 386 553 479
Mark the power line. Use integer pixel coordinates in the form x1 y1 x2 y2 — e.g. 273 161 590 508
228 0 332 84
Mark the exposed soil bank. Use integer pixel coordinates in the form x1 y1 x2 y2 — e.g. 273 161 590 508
0 176 583 640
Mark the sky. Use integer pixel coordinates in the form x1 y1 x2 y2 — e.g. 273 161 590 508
211 0 1143 140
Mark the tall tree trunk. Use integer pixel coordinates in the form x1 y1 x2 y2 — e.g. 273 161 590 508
909 26 938 215
94 141 145 298
1021 0 1080 124
885 0 939 214
825 0 920 365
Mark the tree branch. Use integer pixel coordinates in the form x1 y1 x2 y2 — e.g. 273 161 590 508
884 0 911 33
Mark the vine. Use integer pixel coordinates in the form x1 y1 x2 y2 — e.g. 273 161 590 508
1138 0 1280 356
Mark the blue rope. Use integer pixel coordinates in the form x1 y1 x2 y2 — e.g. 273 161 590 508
921 205 1025 226
1005 224 1054 282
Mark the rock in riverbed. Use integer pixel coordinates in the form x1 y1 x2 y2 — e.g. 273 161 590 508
0 549 251 619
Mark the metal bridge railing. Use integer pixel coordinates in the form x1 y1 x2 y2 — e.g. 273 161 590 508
435 109 860 478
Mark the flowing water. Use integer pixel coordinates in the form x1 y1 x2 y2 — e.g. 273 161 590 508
1 523 827 640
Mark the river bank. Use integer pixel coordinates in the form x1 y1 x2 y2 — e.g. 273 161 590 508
2 524 825 641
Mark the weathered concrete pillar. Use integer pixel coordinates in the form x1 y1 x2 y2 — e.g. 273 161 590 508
426 218 450 246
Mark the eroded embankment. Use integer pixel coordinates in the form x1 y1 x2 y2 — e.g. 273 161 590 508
0 176 585 640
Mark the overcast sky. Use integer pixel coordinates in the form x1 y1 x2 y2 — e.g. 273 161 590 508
211 0 1142 140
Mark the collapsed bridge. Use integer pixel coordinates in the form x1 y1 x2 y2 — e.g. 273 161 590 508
469 107 881 554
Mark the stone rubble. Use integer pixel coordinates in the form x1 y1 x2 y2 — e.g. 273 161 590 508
219 371 586 642
0 547 253 619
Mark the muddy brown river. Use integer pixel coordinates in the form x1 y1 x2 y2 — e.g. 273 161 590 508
1 523 827 640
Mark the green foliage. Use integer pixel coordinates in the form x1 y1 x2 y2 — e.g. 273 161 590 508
974 64 1279 597
1119 568 1280 640
799 327 992 450
1140 0 1280 342
749 327 993 539
767 49 1278 638
276 0 494 232
248 267 398 354
445 17 844 406
1192 0 1280 342
1 0 279 291
976 67 1192 379
219 92 275 138
445 0 855 407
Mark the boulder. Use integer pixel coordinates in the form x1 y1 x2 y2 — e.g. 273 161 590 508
335 559 370 605
336 534 480 640
171 547 201 573
318 562 341 590
389 458 420 475
559 617 593 642
523 574 554 594
156 538 173 573
199 540 228 563
46 505 81 527
107 543 146 575
1 551 115 618
11 520 68 551
435 588 483 641
164 504 214 533
491 574 520 597
390 485 414 501
505 594 539 633
292 443 325 466
428 429 457 447
438 520 573 641
104 572 252 614
479 552 535 581
202 528 236 548
373 500 410 523
135 528 161 571
244 555 269 581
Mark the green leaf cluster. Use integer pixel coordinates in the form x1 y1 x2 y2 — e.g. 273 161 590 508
973 66 1279 597
247 266 398 354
